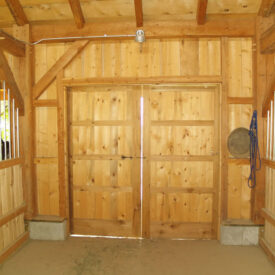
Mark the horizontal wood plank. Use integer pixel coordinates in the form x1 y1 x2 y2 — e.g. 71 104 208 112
63 76 222 86
260 237 275 264
0 158 22 169
151 187 215 194
263 158 275 168
227 97 254 104
72 219 133 237
0 204 26 227
150 222 213 239
151 120 214 126
261 208 275 227
33 99 57 107
34 157 58 164
0 232 29 264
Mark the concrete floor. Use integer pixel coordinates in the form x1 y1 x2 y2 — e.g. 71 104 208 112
0 237 274 275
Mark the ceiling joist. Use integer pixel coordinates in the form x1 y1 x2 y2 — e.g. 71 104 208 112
0 29 25 57
0 50 24 115
197 0 208 25
4 0 28 26
258 0 275 17
134 0 143 27
68 0 85 29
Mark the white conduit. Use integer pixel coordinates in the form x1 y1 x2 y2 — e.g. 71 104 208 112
3 82 6 160
267 110 270 159
273 92 275 161
12 99 16 159
0 29 144 46
8 89 11 159
16 108 19 158
270 101 273 160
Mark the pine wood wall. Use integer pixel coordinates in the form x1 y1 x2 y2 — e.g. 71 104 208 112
33 37 255 233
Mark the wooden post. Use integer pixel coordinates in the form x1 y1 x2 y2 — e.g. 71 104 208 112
221 37 229 221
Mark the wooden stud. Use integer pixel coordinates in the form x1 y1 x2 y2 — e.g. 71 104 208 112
57 71 67 218
0 29 25 57
68 0 85 29
33 40 89 100
134 0 143 27
258 0 275 17
0 50 24 114
221 38 229 221
142 86 151 238
197 0 208 25
4 0 28 26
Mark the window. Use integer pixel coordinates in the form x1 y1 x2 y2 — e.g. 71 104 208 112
0 80 20 161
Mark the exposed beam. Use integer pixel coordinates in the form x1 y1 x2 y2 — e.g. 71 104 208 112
134 0 143 27
0 29 25 56
31 15 256 43
0 50 24 114
197 0 208 25
258 0 275 17
261 24 275 53
33 40 89 100
262 69 275 116
4 0 28 26
68 0 85 29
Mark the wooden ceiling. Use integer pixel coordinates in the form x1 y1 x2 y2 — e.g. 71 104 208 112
0 0 268 28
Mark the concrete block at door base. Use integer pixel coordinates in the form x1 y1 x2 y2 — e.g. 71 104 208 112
29 220 67 241
220 225 260 245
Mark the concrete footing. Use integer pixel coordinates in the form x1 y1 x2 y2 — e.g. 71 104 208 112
29 220 67 241
220 224 260 245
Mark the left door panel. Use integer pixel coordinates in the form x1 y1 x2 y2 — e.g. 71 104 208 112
68 85 141 237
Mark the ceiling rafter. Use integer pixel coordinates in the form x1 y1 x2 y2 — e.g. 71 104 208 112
4 0 28 26
258 0 275 17
68 0 85 29
134 0 143 27
197 0 208 25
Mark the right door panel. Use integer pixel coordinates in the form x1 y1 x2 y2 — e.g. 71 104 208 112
143 85 220 239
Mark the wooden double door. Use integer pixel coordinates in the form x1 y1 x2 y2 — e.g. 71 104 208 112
68 84 220 239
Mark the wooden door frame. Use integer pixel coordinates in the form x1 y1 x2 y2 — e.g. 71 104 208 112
58 77 222 237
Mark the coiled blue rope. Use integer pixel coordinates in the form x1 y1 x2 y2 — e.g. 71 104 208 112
248 110 261 188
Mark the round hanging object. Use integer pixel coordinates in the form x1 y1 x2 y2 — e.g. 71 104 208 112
227 127 250 158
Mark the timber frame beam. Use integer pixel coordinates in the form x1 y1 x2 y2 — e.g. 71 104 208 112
68 0 85 29
134 0 143 27
0 50 24 114
30 15 256 42
4 0 28 26
258 0 275 17
261 24 275 53
197 0 208 25
33 40 89 100
0 29 25 57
